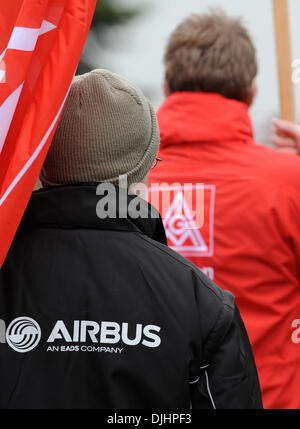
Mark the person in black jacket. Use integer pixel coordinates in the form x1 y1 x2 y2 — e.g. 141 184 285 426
0 69 262 409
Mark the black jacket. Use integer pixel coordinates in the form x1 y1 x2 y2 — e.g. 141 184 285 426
0 184 262 409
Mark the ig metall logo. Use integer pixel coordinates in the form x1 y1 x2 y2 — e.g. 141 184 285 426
5 317 41 353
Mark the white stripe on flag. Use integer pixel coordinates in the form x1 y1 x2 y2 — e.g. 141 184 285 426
7 27 40 52
0 49 5 62
39 20 57 36
0 83 24 153
0 20 57 58
0 70 5 83
0 88 70 207
0 20 57 149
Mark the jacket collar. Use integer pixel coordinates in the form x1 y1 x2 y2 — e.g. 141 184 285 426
157 92 255 149
22 183 167 245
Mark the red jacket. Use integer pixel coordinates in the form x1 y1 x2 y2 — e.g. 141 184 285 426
149 92 300 409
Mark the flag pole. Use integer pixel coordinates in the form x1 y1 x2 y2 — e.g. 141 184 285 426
273 0 295 122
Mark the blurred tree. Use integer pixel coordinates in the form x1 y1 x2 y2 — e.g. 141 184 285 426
77 0 140 74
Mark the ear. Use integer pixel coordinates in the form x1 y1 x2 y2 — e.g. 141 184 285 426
246 81 257 107
129 173 149 200
163 81 170 97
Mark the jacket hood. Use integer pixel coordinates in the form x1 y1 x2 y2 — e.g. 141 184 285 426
157 92 254 149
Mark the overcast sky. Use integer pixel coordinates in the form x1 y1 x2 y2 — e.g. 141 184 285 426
97 0 300 142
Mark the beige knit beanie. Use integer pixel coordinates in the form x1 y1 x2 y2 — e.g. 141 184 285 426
40 69 160 187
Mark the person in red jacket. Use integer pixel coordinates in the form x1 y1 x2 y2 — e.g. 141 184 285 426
149 10 300 409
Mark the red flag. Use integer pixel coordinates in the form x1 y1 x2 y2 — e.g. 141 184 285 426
0 0 97 267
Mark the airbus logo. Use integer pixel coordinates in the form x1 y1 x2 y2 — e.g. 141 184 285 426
0 318 162 353
5 317 41 353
